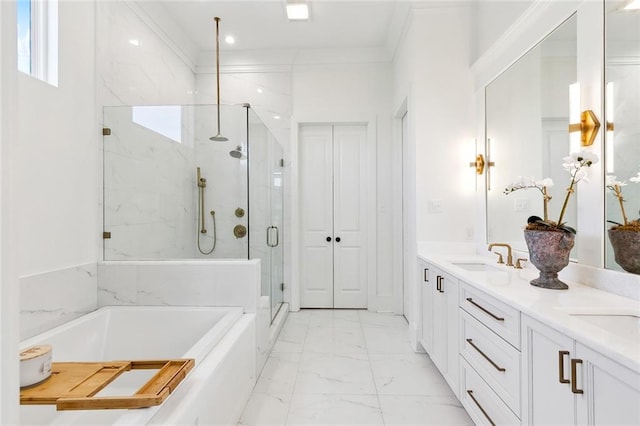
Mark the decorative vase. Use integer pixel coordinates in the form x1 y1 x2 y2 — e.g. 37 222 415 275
608 229 640 275
524 229 575 290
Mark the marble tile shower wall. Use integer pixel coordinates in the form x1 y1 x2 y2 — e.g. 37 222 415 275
103 106 197 260
103 104 254 260
96 1 196 107
20 264 98 340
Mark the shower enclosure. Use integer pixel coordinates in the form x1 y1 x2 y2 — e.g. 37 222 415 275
102 104 284 319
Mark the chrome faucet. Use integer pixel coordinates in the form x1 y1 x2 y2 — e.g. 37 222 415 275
488 243 513 267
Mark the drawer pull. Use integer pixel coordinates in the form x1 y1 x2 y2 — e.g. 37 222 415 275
424 268 429 282
438 276 445 293
571 358 584 394
466 390 496 426
558 350 570 384
465 298 505 321
466 339 506 372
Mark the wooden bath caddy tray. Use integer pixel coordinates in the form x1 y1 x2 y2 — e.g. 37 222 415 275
20 359 194 411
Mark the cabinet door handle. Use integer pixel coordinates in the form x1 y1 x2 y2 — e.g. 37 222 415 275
466 390 496 426
465 298 505 321
558 350 570 384
571 358 584 394
436 276 443 292
326 236 332 242
466 339 506 372
424 268 429 282
439 276 445 293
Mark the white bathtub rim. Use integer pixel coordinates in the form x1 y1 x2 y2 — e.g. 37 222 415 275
19 306 244 425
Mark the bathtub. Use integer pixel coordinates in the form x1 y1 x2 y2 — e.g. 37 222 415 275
19 306 256 425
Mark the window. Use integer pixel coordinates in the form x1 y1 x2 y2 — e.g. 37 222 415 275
17 0 58 86
132 106 184 144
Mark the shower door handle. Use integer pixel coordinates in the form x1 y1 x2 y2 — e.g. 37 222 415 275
267 226 279 248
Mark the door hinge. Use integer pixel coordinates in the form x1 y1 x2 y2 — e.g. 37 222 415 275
280 283 285 292
280 158 285 167
102 128 111 136
103 231 112 239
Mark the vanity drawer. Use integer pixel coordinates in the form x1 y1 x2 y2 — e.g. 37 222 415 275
460 309 520 416
460 283 520 349
460 357 521 426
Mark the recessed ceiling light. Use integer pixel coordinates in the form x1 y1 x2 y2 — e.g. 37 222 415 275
273 115 281 120
225 35 235 45
257 88 264 94
286 2 309 21
129 39 140 46
623 0 640 9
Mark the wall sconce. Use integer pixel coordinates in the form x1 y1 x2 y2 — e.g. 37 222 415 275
469 154 495 175
606 82 615 172
568 110 601 147
470 154 485 174
568 82 601 147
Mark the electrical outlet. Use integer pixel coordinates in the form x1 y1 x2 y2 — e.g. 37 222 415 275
428 199 443 213
515 199 530 212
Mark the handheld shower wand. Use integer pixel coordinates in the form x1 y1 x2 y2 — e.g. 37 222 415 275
196 167 216 254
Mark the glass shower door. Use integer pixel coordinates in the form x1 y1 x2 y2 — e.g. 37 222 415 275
269 136 284 318
248 109 284 321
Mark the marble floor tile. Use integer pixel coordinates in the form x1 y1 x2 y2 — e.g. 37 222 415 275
378 395 474 426
303 326 367 354
238 393 291 426
287 394 384 425
369 353 452 396
362 326 414 355
359 311 408 329
253 352 301 394
285 311 311 328
240 309 473 426
272 324 307 353
295 352 376 395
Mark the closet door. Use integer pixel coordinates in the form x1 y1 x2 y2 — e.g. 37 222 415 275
333 125 367 308
300 124 368 308
300 125 335 308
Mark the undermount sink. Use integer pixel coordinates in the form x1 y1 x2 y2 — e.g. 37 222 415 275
558 308 640 343
450 262 502 272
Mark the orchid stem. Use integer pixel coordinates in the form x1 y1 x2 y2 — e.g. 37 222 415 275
557 180 575 226
614 185 629 226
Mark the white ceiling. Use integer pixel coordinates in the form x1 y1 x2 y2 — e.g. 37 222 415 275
156 1 429 54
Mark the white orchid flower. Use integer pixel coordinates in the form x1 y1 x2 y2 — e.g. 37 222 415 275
606 175 626 187
629 171 640 184
536 178 554 188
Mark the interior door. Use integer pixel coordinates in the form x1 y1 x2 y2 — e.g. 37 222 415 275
300 124 367 308
300 125 335 308
332 125 367 308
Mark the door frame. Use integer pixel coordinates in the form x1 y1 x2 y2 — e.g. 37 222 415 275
290 118 377 311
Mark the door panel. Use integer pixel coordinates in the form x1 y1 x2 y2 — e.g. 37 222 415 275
333 125 367 308
300 126 334 308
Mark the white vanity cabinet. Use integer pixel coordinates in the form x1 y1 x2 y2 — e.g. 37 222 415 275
522 314 640 425
418 259 459 396
459 282 522 425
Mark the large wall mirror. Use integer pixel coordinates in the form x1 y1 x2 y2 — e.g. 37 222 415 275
486 14 577 254
605 0 640 273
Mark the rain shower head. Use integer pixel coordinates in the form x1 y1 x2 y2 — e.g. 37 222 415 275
210 134 229 142
229 145 246 159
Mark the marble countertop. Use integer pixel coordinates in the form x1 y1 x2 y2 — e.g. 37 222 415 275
418 252 640 373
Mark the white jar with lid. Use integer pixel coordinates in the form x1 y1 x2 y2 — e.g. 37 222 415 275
20 344 52 388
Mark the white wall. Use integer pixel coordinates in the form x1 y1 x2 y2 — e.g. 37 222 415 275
1 1 20 422
392 5 475 347
16 1 98 339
